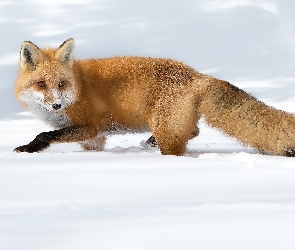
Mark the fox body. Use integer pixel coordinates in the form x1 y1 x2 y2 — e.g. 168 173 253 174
14 38 295 156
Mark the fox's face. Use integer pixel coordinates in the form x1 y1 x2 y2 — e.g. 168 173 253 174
19 61 77 113
16 39 77 112
15 39 78 128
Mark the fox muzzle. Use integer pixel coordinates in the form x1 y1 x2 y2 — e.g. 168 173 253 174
52 103 62 110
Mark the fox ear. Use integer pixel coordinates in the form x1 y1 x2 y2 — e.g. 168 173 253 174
20 41 43 71
56 38 75 66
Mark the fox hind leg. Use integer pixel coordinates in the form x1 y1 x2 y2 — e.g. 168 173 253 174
150 115 199 156
153 127 189 156
146 126 199 148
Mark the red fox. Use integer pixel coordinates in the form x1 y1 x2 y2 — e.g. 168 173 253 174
14 38 295 157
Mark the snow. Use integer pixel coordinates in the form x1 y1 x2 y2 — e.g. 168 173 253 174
1 0 295 249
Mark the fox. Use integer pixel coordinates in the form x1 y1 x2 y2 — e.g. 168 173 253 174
14 38 295 157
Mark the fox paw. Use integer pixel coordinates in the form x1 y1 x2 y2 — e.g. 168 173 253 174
146 136 158 147
14 139 50 153
286 148 295 157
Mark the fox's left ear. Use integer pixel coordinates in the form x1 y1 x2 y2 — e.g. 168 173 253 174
56 38 75 66
20 41 43 71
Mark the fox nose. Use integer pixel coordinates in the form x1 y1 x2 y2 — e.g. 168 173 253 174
52 103 62 110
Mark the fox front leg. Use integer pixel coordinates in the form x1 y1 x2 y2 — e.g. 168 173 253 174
14 126 97 153
14 137 50 153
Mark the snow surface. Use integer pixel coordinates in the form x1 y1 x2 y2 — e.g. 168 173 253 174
1 0 295 249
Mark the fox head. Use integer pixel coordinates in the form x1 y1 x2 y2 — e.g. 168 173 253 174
15 38 78 115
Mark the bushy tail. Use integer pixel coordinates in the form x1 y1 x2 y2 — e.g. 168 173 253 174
198 79 295 156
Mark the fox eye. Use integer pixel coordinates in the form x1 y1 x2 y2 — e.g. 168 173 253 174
59 80 66 88
37 81 46 88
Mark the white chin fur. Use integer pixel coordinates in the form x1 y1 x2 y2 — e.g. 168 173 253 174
20 89 76 129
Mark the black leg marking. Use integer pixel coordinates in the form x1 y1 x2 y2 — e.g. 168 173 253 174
14 137 50 153
286 149 295 157
14 127 76 153
146 135 158 147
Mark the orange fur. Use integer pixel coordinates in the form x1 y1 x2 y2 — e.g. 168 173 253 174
14 38 295 156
